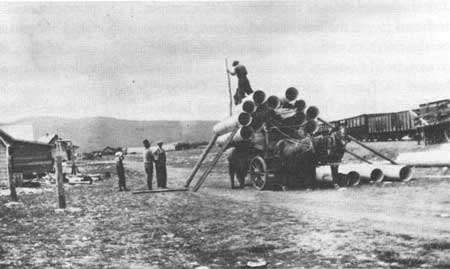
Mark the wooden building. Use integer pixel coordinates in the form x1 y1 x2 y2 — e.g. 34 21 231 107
38 133 79 161
0 130 53 186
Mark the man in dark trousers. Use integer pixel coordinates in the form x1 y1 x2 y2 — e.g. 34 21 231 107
143 139 154 190
115 151 129 191
154 141 167 188
228 60 253 105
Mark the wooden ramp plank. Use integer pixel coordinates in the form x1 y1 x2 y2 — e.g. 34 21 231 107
132 188 189 195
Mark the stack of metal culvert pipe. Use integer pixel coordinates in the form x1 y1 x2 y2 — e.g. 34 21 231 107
215 87 321 148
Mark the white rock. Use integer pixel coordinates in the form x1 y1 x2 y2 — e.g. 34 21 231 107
4 201 24 209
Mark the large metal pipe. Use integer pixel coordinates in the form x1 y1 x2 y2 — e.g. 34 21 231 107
295 100 306 112
315 166 333 182
304 120 319 135
216 126 255 146
266 95 281 109
338 164 384 183
251 131 266 150
315 166 353 187
232 100 256 114
285 87 299 101
253 90 267 105
396 149 450 167
347 171 361 186
306 106 319 120
377 164 413 182
213 112 253 135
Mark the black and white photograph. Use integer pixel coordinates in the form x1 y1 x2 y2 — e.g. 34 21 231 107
0 1 449 268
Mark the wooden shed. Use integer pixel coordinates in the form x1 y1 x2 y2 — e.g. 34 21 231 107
0 130 53 186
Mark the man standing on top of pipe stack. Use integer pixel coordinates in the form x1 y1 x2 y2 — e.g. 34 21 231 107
228 60 253 105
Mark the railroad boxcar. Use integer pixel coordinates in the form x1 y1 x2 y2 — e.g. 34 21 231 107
367 111 415 141
416 99 450 144
317 115 370 141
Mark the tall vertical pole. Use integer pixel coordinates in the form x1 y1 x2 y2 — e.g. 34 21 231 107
55 141 66 209
225 58 233 116
7 147 17 202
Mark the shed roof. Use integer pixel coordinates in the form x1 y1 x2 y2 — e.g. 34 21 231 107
38 133 59 144
0 129 52 147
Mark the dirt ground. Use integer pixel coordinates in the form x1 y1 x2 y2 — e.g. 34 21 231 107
1 141 450 268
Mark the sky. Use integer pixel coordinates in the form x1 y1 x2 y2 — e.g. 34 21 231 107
1 1 449 122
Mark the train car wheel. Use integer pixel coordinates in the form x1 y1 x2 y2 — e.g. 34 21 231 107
249 156 268 191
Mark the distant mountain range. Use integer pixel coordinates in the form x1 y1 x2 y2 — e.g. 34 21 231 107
4 116 217 152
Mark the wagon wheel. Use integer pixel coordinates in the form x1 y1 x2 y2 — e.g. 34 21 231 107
249 156 268 190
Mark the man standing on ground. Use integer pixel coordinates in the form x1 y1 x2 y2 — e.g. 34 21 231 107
115 151 128 191
228 60 253 105
143 139 154 190
154 141 167 188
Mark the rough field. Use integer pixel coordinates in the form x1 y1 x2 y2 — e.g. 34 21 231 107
1 142 450 268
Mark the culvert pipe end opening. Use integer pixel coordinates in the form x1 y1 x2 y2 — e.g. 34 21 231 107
348 171 361 186
306 106 320 120
267 95 280 109
285 87 299 101
370 168 384 182
238 113 252 126
253 90 266 105
240 126 255 140
399 166 413 182
242 100 256 114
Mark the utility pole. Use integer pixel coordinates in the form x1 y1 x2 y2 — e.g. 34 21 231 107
7 147 17 202
55 140 66 208
225 58 233 116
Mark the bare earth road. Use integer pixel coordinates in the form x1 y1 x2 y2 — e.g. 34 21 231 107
156 163 450 268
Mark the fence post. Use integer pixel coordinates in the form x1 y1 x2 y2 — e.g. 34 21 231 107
7 148 17 202
55 141 66 209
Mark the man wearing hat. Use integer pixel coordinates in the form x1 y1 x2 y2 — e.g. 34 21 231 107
143 139 154 190
115 151 128 191
153 141 167 188
227 60 253 105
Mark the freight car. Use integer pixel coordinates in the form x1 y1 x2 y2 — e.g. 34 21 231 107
319 111 416 142
415 99 450 144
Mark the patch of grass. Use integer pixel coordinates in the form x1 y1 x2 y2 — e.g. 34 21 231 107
375 250 426 267
375 249 399 263
247 244 276 253
422 240 450 251
434 261 450 269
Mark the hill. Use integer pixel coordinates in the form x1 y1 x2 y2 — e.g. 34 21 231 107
6 117 217 152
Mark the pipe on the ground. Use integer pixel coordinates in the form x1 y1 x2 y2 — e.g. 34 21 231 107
315 166 353 187
396 150 450 167
213 112 253 135
377 164 413 182
338 164 384 183
216 126 255 146
315 166 333 182
347 171 361 186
